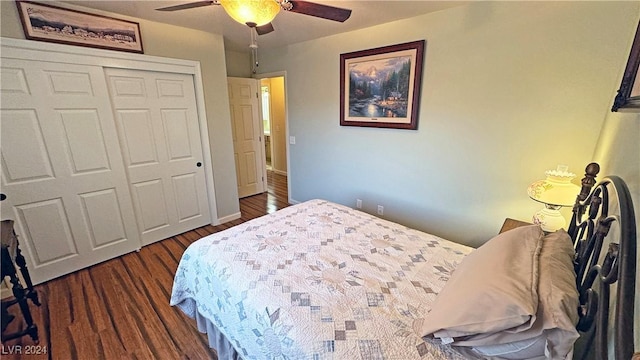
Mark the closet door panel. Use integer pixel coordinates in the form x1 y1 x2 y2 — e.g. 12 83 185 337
106 68 211 245
58 109 111 174
116 109 161 173
0 59 141 284
131 179 170 234
78 188 129 249
1 109 54 182
162 109 193 160
15 198 77 265
172 173 201 221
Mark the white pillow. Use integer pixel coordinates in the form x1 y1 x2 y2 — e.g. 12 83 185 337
472 336 546 359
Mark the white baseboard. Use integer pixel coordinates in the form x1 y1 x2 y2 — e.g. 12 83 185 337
273 169 287 176
218 212 241 224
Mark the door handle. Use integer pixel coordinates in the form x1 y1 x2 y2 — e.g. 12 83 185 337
196 162 202 167
0 193 6 201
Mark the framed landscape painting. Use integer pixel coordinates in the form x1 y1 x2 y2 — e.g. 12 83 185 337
340 40 425 130
16 1 143 53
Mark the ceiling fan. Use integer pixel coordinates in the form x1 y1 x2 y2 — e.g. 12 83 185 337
156 0 352 35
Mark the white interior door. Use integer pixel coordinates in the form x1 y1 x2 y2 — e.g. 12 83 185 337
0 59 141 284
227 77 266 198
105 68 211 245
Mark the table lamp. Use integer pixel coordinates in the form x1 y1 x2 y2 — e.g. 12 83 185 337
527 165 581 232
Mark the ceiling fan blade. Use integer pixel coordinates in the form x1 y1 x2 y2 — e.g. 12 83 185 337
287 1 352 22
156 1 216 12
256 23 275 35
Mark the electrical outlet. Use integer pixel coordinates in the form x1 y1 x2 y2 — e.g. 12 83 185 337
356 199 362 209
377 205 384 215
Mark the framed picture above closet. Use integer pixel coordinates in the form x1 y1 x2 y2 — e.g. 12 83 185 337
16 1 143 53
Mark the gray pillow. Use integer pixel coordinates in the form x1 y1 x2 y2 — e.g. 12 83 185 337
421 225 544 338
421 226 580 359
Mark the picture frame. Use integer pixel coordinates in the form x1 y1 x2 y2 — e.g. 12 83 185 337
16 1 144 54
340 40 425 130
612 20 640 111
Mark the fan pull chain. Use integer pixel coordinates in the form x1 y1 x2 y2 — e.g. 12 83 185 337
250 27 259 74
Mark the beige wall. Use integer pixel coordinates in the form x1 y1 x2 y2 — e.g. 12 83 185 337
1 1 241 221
257 1 640 247
225 49 252 78
594 111 640 230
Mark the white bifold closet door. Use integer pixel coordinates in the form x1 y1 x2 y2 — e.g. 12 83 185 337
105 68 211 245
0 59 141 284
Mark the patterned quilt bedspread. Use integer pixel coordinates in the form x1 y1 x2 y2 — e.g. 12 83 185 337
171 199 474 359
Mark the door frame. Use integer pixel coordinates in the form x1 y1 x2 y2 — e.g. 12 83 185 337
1 37 219 224
254 71 291 203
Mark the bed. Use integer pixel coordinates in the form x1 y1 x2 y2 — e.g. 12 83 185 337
170 163 637 360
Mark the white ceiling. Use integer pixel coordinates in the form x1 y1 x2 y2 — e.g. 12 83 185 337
62 1 469 53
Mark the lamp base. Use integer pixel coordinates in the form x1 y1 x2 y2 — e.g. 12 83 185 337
532 205 566 232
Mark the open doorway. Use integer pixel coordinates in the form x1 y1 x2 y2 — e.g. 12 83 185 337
259 76 287 176
261 84 272 171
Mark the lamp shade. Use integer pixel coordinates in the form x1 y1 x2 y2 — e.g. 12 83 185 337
220 0 280 26
527 165 580 207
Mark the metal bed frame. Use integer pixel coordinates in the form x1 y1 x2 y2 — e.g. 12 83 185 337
567 163 637 360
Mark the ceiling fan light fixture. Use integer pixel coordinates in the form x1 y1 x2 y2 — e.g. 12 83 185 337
219 0 280 27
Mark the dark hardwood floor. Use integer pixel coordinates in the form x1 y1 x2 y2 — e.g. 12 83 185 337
1 171 289 360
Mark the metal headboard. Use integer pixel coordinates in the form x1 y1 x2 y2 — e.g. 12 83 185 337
567 163 637 360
